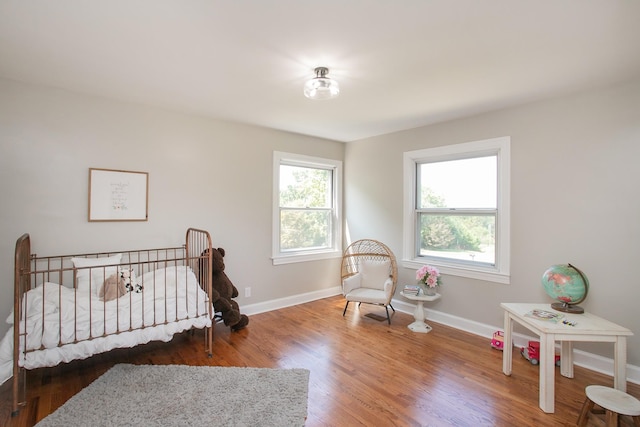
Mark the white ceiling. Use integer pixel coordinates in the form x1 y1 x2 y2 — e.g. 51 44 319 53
1 1 639 142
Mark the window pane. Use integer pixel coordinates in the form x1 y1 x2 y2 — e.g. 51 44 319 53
280 165 332 208
280 209 331 251
418 213 495 265
418 156 496 209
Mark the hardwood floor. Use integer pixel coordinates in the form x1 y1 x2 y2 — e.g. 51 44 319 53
1 295 638 426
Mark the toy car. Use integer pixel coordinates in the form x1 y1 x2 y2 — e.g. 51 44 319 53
491 330 504 350
520 341 560 366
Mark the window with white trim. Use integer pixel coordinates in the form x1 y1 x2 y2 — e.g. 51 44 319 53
403 137 510 283
272 151 342 265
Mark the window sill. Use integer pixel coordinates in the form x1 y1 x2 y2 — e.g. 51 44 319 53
272 250 342 265
402 258 510 285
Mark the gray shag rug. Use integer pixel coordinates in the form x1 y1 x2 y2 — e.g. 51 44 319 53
35 364 310 427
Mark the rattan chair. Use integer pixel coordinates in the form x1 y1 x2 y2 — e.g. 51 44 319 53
340 239 398 324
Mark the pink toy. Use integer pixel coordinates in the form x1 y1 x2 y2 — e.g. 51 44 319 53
491 330 504 350
520 341 561 366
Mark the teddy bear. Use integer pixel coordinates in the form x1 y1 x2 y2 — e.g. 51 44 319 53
99 272 128 301
200 247 249 331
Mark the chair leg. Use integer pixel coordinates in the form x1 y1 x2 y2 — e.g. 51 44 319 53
385 306 391 324
577 397 594 426
343 301 349 316
389 304 395 313
605 409 618 427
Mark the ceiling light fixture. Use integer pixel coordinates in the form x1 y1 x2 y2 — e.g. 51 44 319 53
304 67 340 100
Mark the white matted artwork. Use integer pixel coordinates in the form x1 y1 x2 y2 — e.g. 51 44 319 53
88 168 149 221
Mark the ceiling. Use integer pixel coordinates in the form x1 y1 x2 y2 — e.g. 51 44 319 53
1 1 639 143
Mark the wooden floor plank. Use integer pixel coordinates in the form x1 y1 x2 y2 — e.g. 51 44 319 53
1 296 638 426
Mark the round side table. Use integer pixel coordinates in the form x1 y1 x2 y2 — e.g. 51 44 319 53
400 290 441 333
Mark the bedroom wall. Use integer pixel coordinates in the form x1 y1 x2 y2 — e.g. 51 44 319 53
345 78 640 366
0 78 344 338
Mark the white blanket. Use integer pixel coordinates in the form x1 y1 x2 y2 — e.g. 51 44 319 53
0 266 211 386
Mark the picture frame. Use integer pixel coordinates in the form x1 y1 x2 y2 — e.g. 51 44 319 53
88 168 149 222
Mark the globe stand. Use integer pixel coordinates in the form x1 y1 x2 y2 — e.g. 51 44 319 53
551 301 584 314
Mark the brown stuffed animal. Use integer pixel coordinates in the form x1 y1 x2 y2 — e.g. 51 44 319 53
200 248 249 331
99 272 127 301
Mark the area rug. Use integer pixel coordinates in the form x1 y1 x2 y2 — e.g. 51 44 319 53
36 364 310 427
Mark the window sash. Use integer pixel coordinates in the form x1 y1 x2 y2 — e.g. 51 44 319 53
417 156 497 210
416 211 497 267
279 207 333 252
279 164 333 209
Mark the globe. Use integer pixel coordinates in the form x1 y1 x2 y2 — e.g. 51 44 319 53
541 263 589 313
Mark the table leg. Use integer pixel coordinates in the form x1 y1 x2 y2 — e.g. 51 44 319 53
407 301 432 333
539 333 555 413
614 337 627 392
414 301 425 322
560 341 574 378
502 311 513 376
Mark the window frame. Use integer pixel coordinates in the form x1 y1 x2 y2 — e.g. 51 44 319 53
402 137 511 284
272 151 343 265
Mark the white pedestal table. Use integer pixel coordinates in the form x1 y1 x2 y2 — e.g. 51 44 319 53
400 290 441 333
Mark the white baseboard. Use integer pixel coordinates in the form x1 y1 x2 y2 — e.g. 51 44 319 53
241 290 640 386
241 286 344 317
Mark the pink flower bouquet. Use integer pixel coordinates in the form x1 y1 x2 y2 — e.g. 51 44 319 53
416 265 442 289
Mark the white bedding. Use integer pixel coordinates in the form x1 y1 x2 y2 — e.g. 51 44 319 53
0 266 211 386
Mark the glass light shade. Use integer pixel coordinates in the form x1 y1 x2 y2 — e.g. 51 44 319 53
304 76 339 100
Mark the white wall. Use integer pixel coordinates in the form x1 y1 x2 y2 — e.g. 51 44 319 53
0 78 344 337
345 78 640 365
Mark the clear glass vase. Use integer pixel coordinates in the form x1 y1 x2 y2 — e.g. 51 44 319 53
423 285 436 296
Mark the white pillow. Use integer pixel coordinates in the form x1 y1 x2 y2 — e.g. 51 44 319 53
71 254 122 295
359 260 391 290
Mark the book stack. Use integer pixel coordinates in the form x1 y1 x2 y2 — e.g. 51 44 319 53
402 285 421 296
525 309 564 323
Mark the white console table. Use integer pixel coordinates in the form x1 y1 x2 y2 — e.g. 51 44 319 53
400 290 441 333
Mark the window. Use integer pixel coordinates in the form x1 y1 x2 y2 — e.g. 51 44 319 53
272 151 342 265
403 137 510 283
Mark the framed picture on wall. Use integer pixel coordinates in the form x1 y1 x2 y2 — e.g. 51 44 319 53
88 168 149 221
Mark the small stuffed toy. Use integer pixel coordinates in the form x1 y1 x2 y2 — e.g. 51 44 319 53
121 267 143 293
200 247 249 331
99 273 127 301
